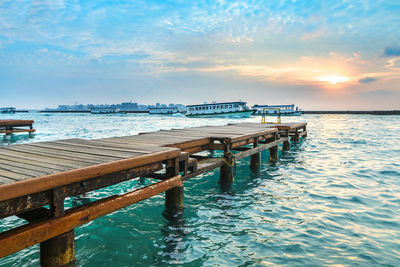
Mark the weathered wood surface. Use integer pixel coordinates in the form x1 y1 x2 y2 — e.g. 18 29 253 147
0 138 181 201
0 122 302 202
0 121 308 262
0 175 183 258
236 122 307 131
0 129 35 134
0 120 34 127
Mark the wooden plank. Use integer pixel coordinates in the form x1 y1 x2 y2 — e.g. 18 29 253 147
3 145 121 164
0 158 67 173
0 120 34 127
0 169 32 181
0 150 95 169
163 138 210 149
0 163 163 219
235 139 284 161
28 142 145 159
182 159 224 181
0 177 17 185
0 129 35 134
0 175 183 258
0 149 181 202
56 139 173 153
0 164 47 179
0 154 76 170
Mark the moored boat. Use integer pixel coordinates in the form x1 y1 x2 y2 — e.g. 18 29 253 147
252 104 302 116
90 108 127 114
149 107 179 115
186 101 254 118
0 107 16 114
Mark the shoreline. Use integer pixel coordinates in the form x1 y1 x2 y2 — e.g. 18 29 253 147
6 110 400 115
37 110 149 113
303 110 400 115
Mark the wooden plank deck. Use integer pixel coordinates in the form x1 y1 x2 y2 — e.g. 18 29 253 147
0 122 303 192
232 122 307 131
0 121 308 262
0 139 180 201
0 120 34 127
0 120 35 135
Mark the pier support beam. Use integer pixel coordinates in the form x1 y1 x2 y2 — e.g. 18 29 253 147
269 145 278 162
282 130 290 151
219 144 235 191
250 140 260 170
40 187 75 267
165 186 184 215
292 131 300 142
283 139 291 151
40 230 75 267
165 158 184 217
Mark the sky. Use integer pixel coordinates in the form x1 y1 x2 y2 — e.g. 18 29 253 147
0 0 399 110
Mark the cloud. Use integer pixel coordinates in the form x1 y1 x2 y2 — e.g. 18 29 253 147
385 57 400 70
358 77 378 83
383 46 400 57
358 89 395 97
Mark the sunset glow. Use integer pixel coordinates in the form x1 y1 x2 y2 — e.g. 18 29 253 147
0 0 399 110
317 75 350 85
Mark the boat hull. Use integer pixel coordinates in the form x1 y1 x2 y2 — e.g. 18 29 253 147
253 111 302 116
186 110 254 118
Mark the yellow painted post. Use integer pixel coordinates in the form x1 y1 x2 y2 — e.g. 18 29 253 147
40 230 75 267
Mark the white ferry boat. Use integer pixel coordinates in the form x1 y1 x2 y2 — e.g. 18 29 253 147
0 107 16 114
186 101 254 118
252 104 302 116
149 107 178 115
90 108 127 114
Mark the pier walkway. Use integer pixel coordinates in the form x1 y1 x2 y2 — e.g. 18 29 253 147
0 120 35 137
0 121 306 266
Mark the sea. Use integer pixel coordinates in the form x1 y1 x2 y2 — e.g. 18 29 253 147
0 113 399 266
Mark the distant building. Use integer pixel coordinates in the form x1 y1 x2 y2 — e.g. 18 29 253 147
119 102 138 111
46 101 187 113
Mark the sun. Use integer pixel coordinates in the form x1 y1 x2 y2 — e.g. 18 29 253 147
317 75 349 84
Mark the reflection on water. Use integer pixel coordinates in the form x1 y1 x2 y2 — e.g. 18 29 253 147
1 114 400 266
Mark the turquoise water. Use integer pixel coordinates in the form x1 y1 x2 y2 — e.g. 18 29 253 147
1 113 400 266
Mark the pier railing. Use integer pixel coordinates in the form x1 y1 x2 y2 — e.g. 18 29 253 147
0 122 307 266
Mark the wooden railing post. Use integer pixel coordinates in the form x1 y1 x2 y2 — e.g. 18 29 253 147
292 130 300 142
165 158 184 216
283 130 291 151
40 187 75 267
269 133 279 162
219 144 234 191
250 139 260 170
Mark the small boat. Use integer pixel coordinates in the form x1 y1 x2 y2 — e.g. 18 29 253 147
149 107 179 115
90 108 127 114
252 104 302 116
0 107 16 114
186 101 254 118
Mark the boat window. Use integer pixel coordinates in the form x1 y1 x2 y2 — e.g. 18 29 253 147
234 104 239 108
213 106 216 109
229 105 232 108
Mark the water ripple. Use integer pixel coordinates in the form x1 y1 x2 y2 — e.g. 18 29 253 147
1 114 400 266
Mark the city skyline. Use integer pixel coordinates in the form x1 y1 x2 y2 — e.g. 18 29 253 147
0 1 399 110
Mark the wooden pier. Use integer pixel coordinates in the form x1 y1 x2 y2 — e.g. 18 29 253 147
0 120 35 138
0 122 306 266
